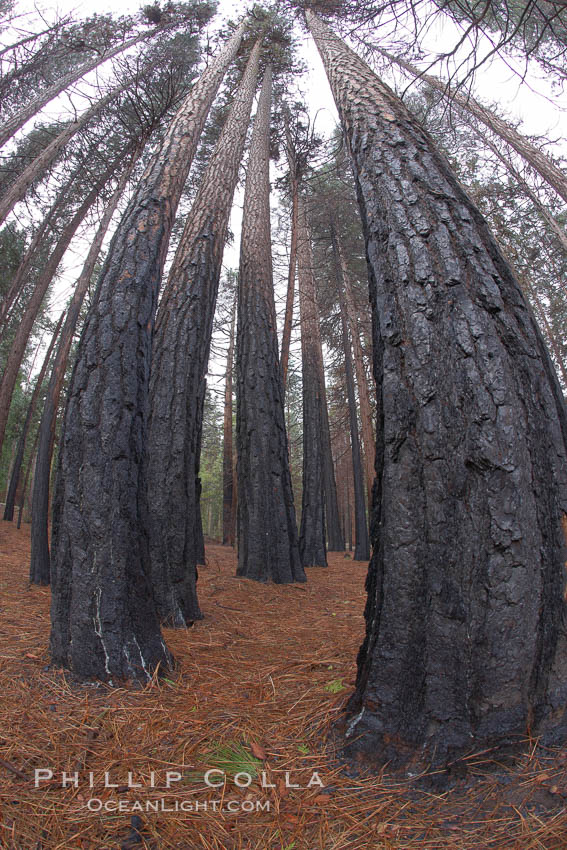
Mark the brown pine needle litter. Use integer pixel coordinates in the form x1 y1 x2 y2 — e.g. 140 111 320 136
1 521 567 849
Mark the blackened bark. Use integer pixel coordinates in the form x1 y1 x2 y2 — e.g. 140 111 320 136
3 310 64 522
332 222 370 562
29 158 136 586
280 110 298 392
147 38 260 626
236 67 305 584
222 293 236 546
320 372 344 552
49 24 244 681
297 193 327 567
0 173 109 459
309 12 567 765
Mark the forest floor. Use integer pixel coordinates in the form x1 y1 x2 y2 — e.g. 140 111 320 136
1 521 567 849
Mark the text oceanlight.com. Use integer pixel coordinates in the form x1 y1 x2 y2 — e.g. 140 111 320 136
86 798 272 813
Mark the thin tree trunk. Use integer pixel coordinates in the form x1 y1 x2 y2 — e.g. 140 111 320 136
0 171 110 460
335 230 375 511
3 310 65 521
223 292 237 546
471 124 567 255
332 222 370 562
29 156 137 586
320 372 345 551
147 37 260 626
379 48 567 206
0 29 153 147
17 432 39 529
49 23 245 681
0 79 130 226
309 11 567 766
281 110 298 392
236 67 305 584
296 192 327 567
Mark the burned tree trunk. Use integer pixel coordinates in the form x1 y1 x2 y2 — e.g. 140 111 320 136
49 24 245 681
296 194 327 567
280 109 299 392
147 38 261 626
30 158 136 586
236 67 305 584
3 310 64 522
332 222 370 562
308 11 567 766
320 368 345 552
223 292 237 547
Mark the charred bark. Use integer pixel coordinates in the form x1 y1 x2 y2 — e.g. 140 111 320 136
236 67 305 584
280 110 299 392
147 38 260 626
3 310 64 522
309 12 567 766
222 293 236 547
49 24 245 681
332 222 370 562
29 158 136 586
297 193 327 567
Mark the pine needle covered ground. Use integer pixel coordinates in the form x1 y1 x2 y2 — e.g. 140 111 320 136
1 520 567 849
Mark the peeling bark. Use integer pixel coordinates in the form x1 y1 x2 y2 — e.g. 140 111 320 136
236 67 305 584
309 11 567 766
49 24 245 681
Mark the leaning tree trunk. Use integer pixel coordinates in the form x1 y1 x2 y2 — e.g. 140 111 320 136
280 109 299 392
49 23 245 682
147 38 261 626
308 11 567 766
29 155 137 586
0 29 153 148
222 292 237 547
3 310 64 521
335 232 375 511
236 67 305 584
0 79 130 227
0 171 110 460
378 48 567 207
332 222 370 562
296 193 327 567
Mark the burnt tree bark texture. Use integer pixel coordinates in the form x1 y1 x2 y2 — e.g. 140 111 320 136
3 310 64 522
30 158 136 586
236 67 305 584
223 292 237 547
332 222 370 562
280 109 299 392
296 193 327 567
308 11 567 765
49 24 245 681
147 38 261 626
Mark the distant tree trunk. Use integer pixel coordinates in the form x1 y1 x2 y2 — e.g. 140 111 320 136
0 172 110 460
296 193 327 567
280 110 298 392
309 11 567 766
49 23 245 682
0 80 129 227
3 310 65 521
236 67 305 584
17 432 39 529
147 37 260 626
331 222 370 562
523 277 567 388
335 230 375 511
29 156 136 586
378 48 567 206
0 29 152 147
223 292 237 546
320 377 344 552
